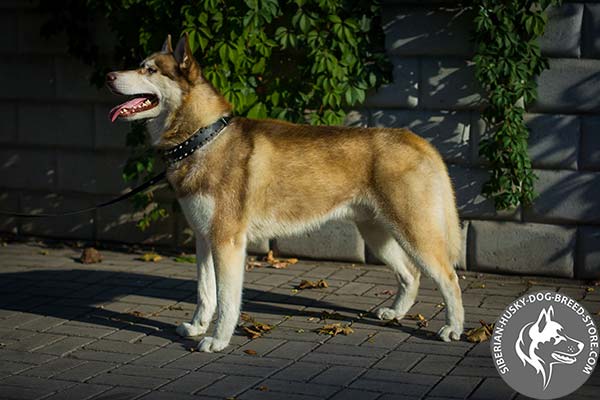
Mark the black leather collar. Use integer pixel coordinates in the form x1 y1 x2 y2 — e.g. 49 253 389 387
162 116 231 164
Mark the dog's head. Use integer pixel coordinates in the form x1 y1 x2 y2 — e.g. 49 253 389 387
106 34 230 144
515 306 584 389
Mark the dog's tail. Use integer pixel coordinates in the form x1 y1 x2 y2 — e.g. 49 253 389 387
441 166 462 267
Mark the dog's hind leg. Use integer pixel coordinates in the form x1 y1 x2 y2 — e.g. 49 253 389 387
356 221 420 320
176 235 216 337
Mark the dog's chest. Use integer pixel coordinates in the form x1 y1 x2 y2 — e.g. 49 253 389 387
178 194 215 235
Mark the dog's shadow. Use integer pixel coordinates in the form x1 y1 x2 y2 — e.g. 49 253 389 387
0 267 436 349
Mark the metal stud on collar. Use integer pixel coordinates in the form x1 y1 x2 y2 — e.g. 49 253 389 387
162 116 231 165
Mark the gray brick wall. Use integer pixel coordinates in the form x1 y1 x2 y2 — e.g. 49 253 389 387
0 1 599 279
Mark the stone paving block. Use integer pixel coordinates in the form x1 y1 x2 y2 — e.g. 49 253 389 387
0 349 56 365
19 192 95 239
271 361 327 382
68 349 138 364
469 221 575 278
411 355 461 376
448 165 520 221
18 103 94 148
88 372 170 389
525 113 579 170
581 116 600 170
0 10 17 54
138 391 201 400
421 58 482 110
50 360 115 383
275 220 365 263
0 103 17 143
0 191 18 234
300 352 377 367
258 378 340 398
371 109 472 164
330 389 381 400
5 332 65 351
583 4 600 58
469 377 516 400
428 375 482 398
382 7 473 56
54 56 113 102
0 148 55 190
43 383 111 400
540 4 583 57
534 58 600 113
365 57 419 108
350 378 430 396
0 384 58 400
19 357 84 378
38 337 96 356
17 11 67 54
129 347 188 366
310 365 366 386
265 341 318 360
198 375 261 398
0 375 73 392
96 196 175 246
577 226 600 279
162 351 221 370
239 390 322 400
94 103 130 150
524 170 600 224
85 387 149 399
0 55 55 99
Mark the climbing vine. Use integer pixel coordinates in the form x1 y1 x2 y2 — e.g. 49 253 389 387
472 0 561 209
42 0 390 230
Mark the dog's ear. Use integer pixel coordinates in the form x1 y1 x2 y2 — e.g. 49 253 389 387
535 307 552 333
162 34 173 53
174 33 200 81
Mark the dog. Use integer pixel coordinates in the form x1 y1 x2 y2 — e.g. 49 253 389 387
106 34 465 352
515 306 584 389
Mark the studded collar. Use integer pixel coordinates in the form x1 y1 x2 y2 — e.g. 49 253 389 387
162 116 231 165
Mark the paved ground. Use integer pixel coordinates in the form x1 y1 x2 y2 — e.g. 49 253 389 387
0 241 598 400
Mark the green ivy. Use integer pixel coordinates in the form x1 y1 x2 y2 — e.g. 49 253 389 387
42 0 390 230
472 0 561 210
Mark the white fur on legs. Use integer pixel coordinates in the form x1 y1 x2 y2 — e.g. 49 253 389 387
177 235 216 338
198 236 246 352
356 222 420 321
417 253 464 342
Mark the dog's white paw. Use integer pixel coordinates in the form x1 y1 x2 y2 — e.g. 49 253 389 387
176 322 208 337
197 336 229 353
437 324 462 342
375 307 404 321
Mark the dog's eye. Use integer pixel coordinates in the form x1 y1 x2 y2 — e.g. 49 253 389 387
146 66 157 74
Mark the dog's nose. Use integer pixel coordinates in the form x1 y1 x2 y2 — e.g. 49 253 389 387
106 72 118 83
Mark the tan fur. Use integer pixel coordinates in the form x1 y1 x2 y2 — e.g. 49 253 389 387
107 34 464 351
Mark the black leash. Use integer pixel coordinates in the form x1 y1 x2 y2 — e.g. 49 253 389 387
0 171 166 219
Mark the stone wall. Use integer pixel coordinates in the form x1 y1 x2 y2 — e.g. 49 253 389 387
0 0 598 278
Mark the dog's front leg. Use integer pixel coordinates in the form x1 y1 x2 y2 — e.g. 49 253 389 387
176 235 216 337
197 234 246 352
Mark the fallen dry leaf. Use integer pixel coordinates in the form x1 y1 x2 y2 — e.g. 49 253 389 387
243 349 257 356
240 314 273 339
257 386 269 392
465 320 495 343
39 250 49 256
140 253 162 262
263 250 298 269
297 279 329 290
174 255 196 263
586 287 595 293
405 313 426 321
167 305 184 311
128 311 145 318
315 323 354 336
379 289 395 296
79 247 102 264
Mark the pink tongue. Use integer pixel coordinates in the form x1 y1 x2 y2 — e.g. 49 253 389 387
109 97 148 122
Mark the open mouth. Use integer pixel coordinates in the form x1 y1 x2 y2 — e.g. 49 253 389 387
552 351 577 364
109 94 159 122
